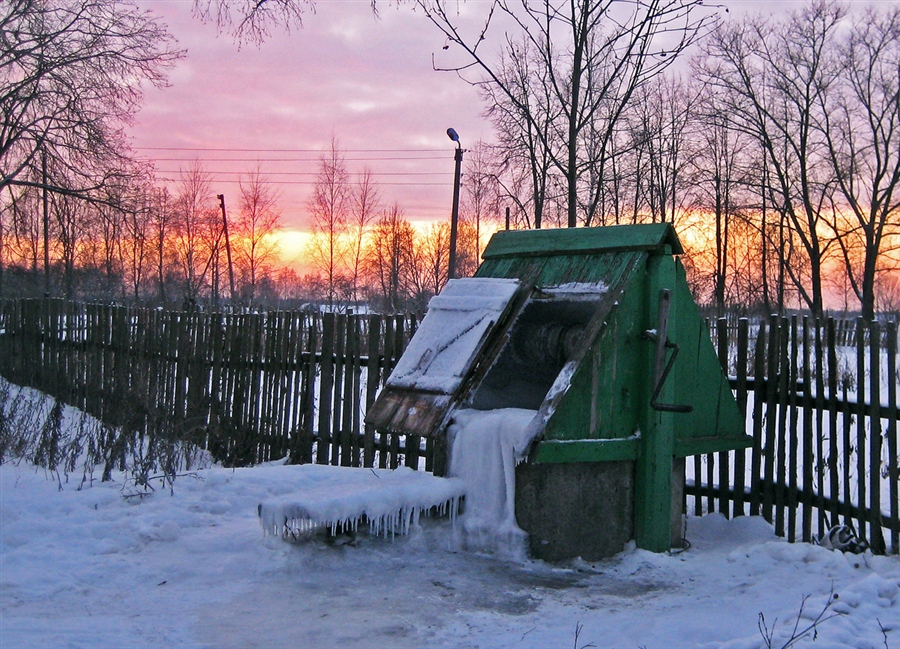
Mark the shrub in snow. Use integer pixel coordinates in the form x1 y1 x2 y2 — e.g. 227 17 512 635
0 378 209 491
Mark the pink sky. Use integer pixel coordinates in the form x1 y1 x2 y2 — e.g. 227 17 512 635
129 0 805 240
130 0 491 234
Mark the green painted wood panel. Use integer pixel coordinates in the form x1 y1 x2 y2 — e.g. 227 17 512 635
476 249 641 288
634 252 677 552
532 437 640 463
541 268 648 442
669 259 747 447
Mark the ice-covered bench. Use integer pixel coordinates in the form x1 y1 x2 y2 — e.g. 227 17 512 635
258 464 465 539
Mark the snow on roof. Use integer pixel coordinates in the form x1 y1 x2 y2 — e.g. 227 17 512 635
387 278 520 394
536 281 608 297
258 464 465 538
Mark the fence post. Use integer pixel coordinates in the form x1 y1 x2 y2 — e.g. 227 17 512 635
869 320 886 553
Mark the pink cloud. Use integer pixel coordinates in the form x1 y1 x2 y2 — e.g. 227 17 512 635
131 1 492 231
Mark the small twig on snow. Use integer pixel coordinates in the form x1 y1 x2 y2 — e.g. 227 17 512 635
758 587 844 649
878 618 890 649
573 622 597 649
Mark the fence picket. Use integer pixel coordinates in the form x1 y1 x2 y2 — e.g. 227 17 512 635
330 314 346 467
887 321 898 554
787 317 799 542
814 321 827 538
717 317 729 517
827 319 841 533
750 322 766 517
775 318 789 537
298 316 318 464
378 316 395 469
734 318 749 518
340 315 359 467
317 313 335 465
762 316 778 524
801 317 814 542
856 317 868 544
869 321 885 553
364 315 382 468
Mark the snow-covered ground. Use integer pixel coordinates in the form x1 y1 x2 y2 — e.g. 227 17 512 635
2 459 898 649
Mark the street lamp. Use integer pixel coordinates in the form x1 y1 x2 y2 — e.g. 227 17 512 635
447 127 464 280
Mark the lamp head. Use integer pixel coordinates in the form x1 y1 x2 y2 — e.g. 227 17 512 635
446 127 459 143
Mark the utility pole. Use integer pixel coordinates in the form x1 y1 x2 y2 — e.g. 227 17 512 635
447 128 464 281
218 194 236 304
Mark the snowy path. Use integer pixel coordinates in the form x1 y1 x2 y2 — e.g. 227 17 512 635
1 462 898 649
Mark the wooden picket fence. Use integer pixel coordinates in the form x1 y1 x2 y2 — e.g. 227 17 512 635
0 300 897 553
693 316 899 554
0 299 441 472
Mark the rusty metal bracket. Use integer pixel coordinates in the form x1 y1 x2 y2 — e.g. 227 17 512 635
643 289 693 414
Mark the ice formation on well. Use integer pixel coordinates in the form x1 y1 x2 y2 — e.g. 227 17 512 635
447 408 539 555
258 464 465 539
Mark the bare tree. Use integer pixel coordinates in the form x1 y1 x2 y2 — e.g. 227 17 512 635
0 0 181 198
688 85 751 314
171 162 219 304
625 75 694 225
819 7 900 318
306 140 350 308
365 204 415 312
481 39 557 229
346 169 380 306
235 167 282 305
194 0 313 43
454 219 481 279
876 269 900 316
51 190 92 299
419 221 450 297
2 184 42 275
118 186 155 303
697 0 845 315
149 188 174 304
198 0 714 232
426 0 713 228
462 142 498 257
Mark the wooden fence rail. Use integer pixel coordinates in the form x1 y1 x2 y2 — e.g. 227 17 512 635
691 316 899 554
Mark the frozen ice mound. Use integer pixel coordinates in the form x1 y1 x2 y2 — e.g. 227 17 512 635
258 464 465 539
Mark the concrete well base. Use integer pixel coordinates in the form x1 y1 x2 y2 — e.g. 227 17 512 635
515 460 635 561
515 458 686 561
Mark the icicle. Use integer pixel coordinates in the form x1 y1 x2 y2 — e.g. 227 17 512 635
447 408 538 557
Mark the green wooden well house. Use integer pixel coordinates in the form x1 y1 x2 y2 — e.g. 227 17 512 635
367 223 750 560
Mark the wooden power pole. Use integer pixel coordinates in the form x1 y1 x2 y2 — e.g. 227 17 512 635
218 194 236 303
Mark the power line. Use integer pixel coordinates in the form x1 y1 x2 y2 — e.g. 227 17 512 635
154 177 449 186
139 156 452 163
150 170 450 177
133 146 449 153
139 157 449 163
